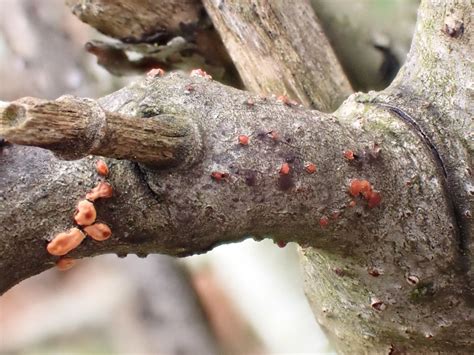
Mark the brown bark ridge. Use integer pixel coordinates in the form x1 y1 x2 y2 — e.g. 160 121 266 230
0 0 472 353
202 0 353 111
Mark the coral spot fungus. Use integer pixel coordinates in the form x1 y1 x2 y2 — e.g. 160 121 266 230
305 163 317 174
279 163 290 175
367 191 382 208
74 200 97 226
190 68 212 80
277 95 298 106
95 159 109 177
47 228 86 256
268 131 279 141
211 171 228 182
86 182 113 201
349 179 372 197
56 257 76 271
238 135 249 145
84 223 112 241
319 215 329 228
276 240 287 248
344 150 355 160
147 68 165 77
349 179 382 208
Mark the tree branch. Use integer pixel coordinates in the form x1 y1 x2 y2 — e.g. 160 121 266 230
202 0 352 111
65 0 203 43
0 95 200 167
0 73 453 297
1 0 472 353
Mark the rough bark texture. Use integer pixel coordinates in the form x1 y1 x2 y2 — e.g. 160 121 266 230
0 0 472 353
202 0 352 111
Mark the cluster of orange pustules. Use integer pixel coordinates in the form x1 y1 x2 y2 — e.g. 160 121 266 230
349 179 382 208
47 160 113 270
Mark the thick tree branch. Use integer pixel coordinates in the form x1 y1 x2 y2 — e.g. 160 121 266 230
0 73 456 311
202 0 352 111
1 0 472 353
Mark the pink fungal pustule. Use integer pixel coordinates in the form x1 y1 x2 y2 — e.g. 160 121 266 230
74 200 97 226
211 171 228 182
349 179 372 197
349 179 382 208
276 240 287 248
319 215 329 228
279 163 290 175
95 159 109 177
84 223 112 241
343 150 355 160
305 163 317 174
268 130 279 141
56 257 76 271
190 68 212 79
277 95 298 106
367 190 382 208
86 181 113 201
147 68 165 78
238 135 249 145
47 228 86 256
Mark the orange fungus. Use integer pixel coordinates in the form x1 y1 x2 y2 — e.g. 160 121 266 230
86 182 113 201
47 228 86 256
56 257 76 271
95 159 109 177
280 163 290 175
84 223 112 241
74 200 97 226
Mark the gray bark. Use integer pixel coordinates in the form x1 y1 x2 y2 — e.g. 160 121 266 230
0 0 472 353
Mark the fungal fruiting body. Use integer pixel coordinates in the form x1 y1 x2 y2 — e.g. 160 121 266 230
269 131 279 141
211 171 228 182
47 228 86 256
74 200 97 226
84 223 112 241
279 163 290 175
344 150 355 160
190 68 212 80
305 163 317 174
277 95 291 105
86 182 113 201
277 95 298 106
56 257 76 271
147 68 165 78
349 179 382 208
238 135 249 145
349 179 372 197
319 216 329 228
276 240 287 248
367 191 382 208
95 159 109 177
